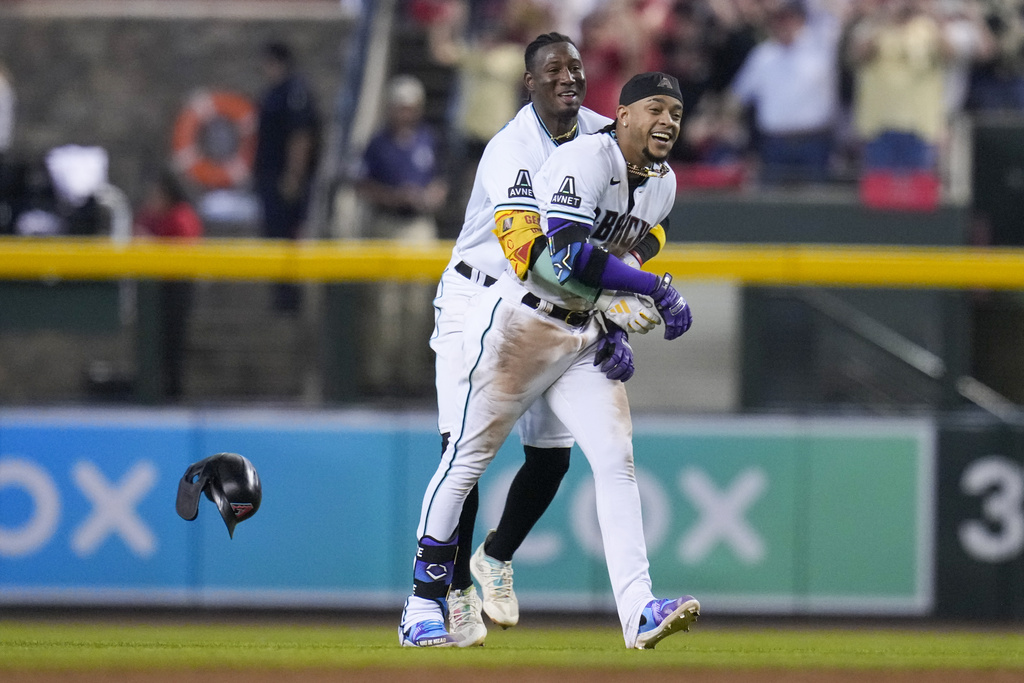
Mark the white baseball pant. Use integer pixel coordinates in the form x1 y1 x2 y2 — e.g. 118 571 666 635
431 261 574 448
419 274 655 647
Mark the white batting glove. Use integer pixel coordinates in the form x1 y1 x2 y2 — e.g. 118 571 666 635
597 290 662 334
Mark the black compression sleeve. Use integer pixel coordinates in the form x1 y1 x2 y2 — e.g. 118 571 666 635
632 231 662 265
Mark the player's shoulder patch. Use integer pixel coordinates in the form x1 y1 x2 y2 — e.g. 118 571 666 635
508 169 535 199
551 176 581 209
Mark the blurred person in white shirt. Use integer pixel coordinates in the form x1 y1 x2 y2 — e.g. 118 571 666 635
726 0 850 184
0 63 14 162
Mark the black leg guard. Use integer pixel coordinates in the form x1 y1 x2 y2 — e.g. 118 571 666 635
413 535 458 608
486 445 571 561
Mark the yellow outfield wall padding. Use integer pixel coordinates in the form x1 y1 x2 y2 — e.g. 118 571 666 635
2 237 1024 289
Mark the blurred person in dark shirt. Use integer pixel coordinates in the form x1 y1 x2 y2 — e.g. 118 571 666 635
965 0 1024 109
254 41 320 313
355 74 447 397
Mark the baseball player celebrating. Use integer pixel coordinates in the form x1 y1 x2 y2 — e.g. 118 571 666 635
401 72 698 650
406 35 667 648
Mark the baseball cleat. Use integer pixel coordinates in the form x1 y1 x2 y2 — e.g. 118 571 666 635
470 531 519 628
447 585 487 647
399 619 462 648
633 595 700 650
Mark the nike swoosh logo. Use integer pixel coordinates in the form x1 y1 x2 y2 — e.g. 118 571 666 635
610 178 621 185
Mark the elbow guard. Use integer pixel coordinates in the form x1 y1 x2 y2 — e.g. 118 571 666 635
547 221 590 284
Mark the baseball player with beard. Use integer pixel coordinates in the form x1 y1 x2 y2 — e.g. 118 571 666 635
401 72 698 649
405 35 667 648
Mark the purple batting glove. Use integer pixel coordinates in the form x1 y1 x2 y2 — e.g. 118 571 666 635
651 274 692 340
594 328 635 382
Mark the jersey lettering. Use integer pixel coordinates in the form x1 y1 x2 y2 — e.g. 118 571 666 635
551 175 581 208
591 208 652 250
593 208 620 241
507 169 535 199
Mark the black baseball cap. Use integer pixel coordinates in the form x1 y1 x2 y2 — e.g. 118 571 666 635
619 72 684 107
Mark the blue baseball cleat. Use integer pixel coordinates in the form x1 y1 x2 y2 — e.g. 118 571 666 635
399 619 462 648
633 595 700 649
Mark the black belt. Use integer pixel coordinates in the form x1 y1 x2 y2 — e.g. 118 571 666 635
521 292 592 327
454 261 497 287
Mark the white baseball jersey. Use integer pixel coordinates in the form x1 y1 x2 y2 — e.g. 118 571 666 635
415 129 683 647
451 103 612 279
526 130 677 310
432 103 610 440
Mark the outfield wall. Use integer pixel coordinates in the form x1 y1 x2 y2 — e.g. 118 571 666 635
0 409 943 616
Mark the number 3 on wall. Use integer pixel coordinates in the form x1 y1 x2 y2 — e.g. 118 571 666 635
959 456 1024 563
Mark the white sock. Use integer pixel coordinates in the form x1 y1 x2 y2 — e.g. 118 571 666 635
402 595 445 628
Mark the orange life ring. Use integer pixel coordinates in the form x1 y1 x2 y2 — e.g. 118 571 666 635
171 90 257 189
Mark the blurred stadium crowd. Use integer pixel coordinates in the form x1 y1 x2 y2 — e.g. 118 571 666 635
406 0 1024 192
4 0 1024 238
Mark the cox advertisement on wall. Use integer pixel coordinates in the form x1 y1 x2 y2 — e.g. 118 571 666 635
0 409 934 615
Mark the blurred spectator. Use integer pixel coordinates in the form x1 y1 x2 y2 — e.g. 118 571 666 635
725 0 847 185
661 1 716 160
410 0 552 38
847 0 948 172
427 0 525 213
705 0 766 92
580 0 668 118
681 91 747 164
10 146 109 237
134 169 204 400
0 62 17 233
966 0 1024 109
534 0 603 40
939 0 995 116
428 2 524 152
12 160 62 236
254 41 321 314
660 0 758 165
0 61 13 165
355 74 446 397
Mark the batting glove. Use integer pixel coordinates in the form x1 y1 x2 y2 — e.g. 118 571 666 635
651 273 692 340
596 290 662 334
594 327 635 382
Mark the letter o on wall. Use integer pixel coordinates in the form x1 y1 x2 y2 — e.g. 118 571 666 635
0 458 61 557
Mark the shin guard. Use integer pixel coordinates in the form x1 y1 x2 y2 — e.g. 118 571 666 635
413 535 458 607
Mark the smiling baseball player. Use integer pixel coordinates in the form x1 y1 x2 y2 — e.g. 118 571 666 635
401 72 698 650
412 35 666 648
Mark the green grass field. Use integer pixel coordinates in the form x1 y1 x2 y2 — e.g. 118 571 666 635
2 620 1023 673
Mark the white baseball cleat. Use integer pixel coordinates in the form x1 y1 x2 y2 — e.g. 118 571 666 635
470 531 519 628
633 595 700 650
447 585 487 647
